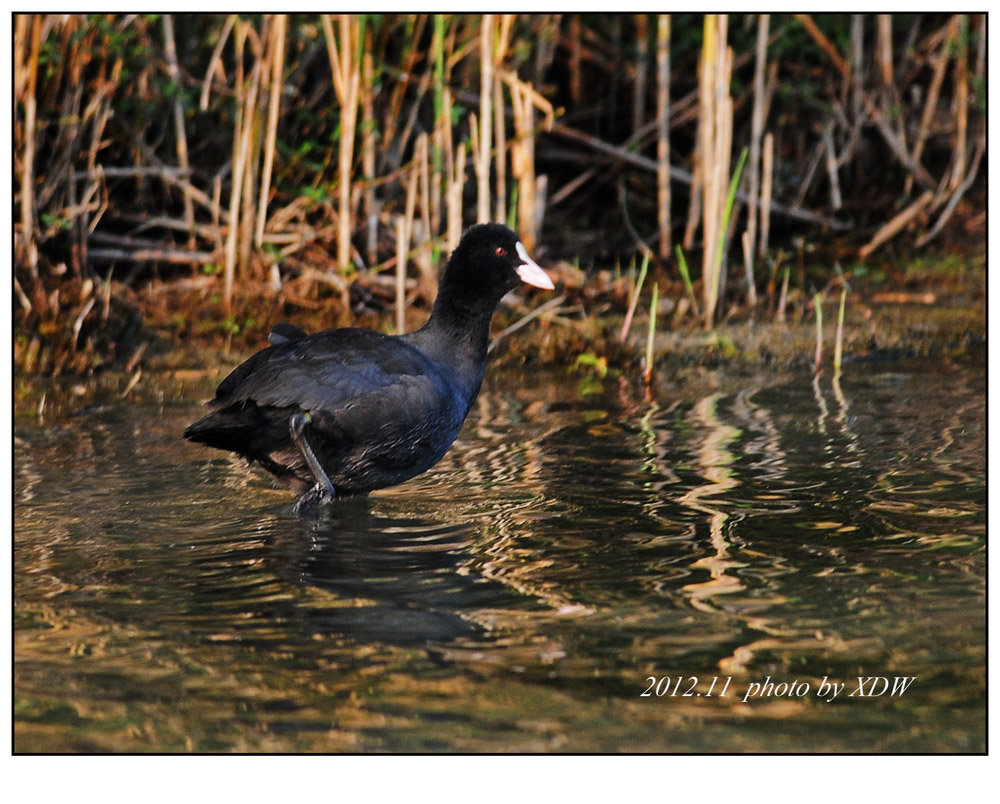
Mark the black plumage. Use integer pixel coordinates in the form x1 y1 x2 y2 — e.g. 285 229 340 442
184 223 554 512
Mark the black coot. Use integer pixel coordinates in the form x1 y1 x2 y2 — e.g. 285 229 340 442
184 223 554 512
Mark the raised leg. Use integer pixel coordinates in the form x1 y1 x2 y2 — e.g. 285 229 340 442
289 412 336 512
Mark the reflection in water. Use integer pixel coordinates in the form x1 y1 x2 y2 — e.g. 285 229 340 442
280 508 507 646
678 393 746 613
14 351 985 752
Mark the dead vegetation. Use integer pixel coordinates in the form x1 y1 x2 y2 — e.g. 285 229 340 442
13 14 985 376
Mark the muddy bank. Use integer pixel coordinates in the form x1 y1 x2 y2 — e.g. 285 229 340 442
14 267 984 425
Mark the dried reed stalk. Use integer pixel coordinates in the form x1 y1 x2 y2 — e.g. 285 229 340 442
492 15 515 222
256 14 286 249
201 15 236 110
19 14 41 278
682 156 701 251
446 131 467 253
951 15 968 192
412 133 436 301
211 175 223 252
821 121 842 209
405 159 419 247
396 216 407 334
741 231 752 304
416 132 431 241
322 14 362 271
162 15 195 242
759 132 774 259
877 15 907 161
382 15 427 168
492 74 508 224
850 15 863 121
361 50 378 265
224 21 262 309
509 76 536 250
698 16 717 324
656 14 671 259
877 15 894 88
743 13 769 306
699 14 733 329
439 84 454 240
238 42 261 291
502 70 554 251
477 14 495 223
394 152 420 330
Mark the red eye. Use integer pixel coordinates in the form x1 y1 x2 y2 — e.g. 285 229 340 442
495 246 506 256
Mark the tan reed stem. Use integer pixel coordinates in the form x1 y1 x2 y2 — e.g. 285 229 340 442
19 14 41 278
361 50 377 265
656 14 671 259
162 15 195 242
396 216 407 334
951 15 968 192
744 13 769 305
256 14 286 248
322 14 362 272
477 15 495 223
759 132 773 260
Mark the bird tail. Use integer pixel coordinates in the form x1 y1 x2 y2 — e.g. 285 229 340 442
183 412 246 448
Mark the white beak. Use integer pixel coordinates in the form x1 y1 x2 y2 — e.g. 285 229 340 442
515 241 555 290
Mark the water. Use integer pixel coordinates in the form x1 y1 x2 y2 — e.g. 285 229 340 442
14 351 985 752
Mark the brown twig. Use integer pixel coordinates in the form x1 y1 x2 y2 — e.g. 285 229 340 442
858 190 934 259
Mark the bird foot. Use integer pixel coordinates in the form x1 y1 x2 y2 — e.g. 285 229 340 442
293 482 336 516
289 411 337 514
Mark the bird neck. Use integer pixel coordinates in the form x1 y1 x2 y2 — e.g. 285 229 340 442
410 291 495 376
434 303 493 358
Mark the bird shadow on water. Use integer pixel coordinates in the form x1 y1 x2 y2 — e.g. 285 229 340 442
267 496 523 649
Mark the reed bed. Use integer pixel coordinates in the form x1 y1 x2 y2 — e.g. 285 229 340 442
13 14 985 376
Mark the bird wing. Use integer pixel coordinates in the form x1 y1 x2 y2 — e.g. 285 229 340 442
209 328 458 419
